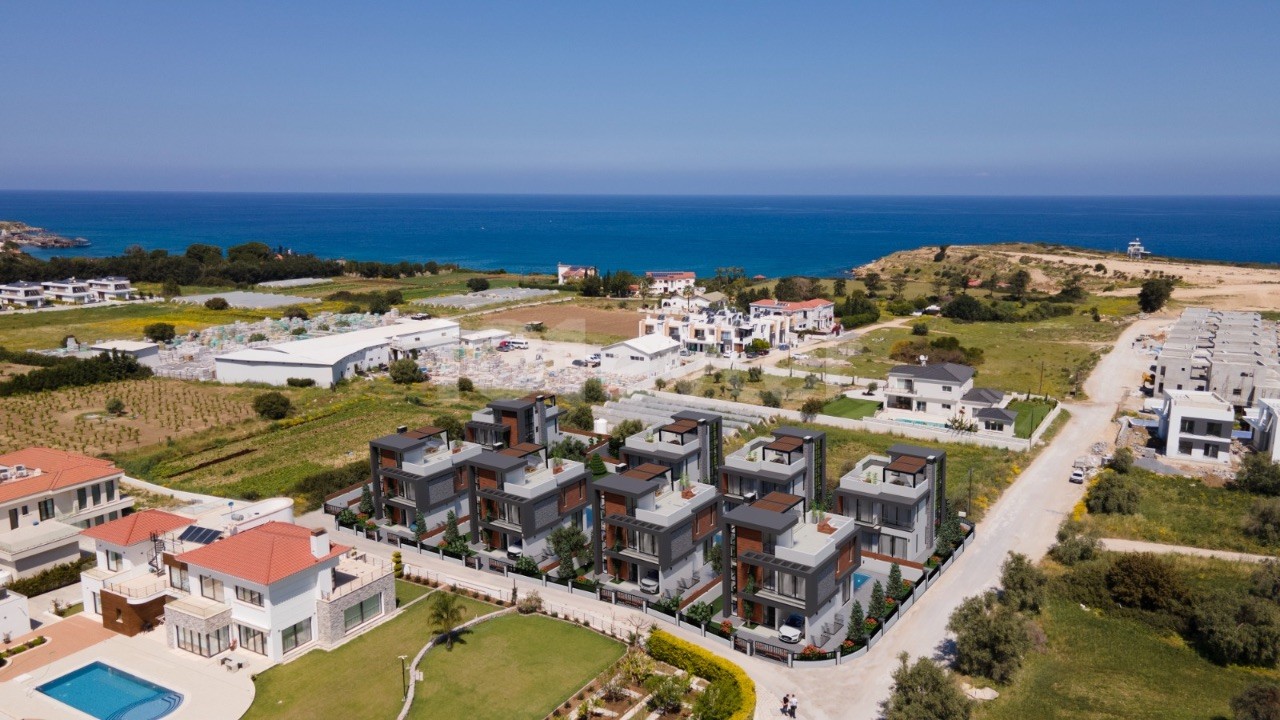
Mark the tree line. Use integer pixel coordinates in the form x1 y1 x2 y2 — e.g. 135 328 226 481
0 351 152 397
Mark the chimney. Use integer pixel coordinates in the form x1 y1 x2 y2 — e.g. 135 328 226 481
309 527 330 559
535 395 548 446
803 436 816 503
696 419 710 482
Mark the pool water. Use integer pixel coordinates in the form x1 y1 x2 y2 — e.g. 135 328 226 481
853 572 871 591
38 662 183 720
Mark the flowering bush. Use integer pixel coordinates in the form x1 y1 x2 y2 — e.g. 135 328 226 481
799 644 825 658
720 620 736 636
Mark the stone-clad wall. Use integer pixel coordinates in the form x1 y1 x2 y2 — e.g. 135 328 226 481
165 605 232 650
316 572 396 646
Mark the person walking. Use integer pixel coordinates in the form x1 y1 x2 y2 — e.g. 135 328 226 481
788 695 798 718
780 694 791 716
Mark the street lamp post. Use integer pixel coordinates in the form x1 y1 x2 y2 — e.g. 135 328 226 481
399 654 409 698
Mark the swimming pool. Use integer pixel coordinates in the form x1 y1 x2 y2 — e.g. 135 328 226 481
895 418 948 429
854 572 871 591
38 662 183 720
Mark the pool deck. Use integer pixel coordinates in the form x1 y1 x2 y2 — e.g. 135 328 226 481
0 626 258 720
0 615 114 682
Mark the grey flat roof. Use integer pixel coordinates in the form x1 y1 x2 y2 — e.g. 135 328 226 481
469 451 528 472
594 473 658 498
673 410 721 423
773 426 823 441
888 443 939 460
488 398 535 412
724 503 798 533
370 434 426 452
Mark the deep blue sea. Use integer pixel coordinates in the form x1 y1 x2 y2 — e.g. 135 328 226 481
1 192 1277 276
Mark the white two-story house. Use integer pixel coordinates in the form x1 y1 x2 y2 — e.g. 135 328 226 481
166 522 393 662
882 363 1017 435
0 448 132 583
0 281 46 308
644 271 697 296
41 278 94 304
88 276 134 301
1158 390 1235 464
749 299 837 335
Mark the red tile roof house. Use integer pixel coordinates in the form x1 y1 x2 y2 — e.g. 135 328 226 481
149 521 392 663
748 298 838 335
80 509 195 636
0 448 132 584
644 271 698 296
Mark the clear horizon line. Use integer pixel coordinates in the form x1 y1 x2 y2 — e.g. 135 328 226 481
2 188 1279 199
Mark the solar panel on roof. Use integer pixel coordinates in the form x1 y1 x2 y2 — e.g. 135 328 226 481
178 525 221 545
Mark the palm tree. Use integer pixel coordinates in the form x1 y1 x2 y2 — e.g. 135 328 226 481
683 285 695 312
428 592 468 649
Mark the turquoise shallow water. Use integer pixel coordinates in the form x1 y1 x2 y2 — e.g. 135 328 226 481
2 192 1277 275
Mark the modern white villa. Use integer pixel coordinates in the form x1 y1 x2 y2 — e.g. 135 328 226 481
0 281 47 308
644 271 697 296
0 448 132 583
748 298 837 334
1157 389 1235 463
87 276 135 301
639 308 793 355
41 278 94 304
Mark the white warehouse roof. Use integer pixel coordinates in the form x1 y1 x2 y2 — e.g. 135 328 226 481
217 318 460 367
605 334 681 357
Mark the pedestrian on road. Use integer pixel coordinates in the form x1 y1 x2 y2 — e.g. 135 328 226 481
788 696 798 718
780 694 791 715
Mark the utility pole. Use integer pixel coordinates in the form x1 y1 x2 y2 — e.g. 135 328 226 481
1038 360 1045 398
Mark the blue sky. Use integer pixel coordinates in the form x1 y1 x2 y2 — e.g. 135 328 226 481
2 2 1277 194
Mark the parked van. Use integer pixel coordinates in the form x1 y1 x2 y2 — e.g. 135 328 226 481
505 339 530 350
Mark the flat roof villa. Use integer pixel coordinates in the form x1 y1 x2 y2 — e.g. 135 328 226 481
466 442 590 564
214 318 460 388
620 410 724 485
721 491 861 646
41 277 94 304
1157 389 1235 464
835 444 944 566
0 280 46 308
717 427 827 508
369 424 484 540
0 448 132 584
749 298 837 334
640 308 793 356
591 462 719 597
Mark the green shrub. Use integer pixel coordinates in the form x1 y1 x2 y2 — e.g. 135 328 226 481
4 556 96 596
1192 594 1280 667
646 630 755 720
1244 498 1280 545
253 391 292 419
1000 552 1046 613
1230 683 1280 720
1048 528 1100 566
1235 455 1280 496
947 591 1032 683
457 377 474 393
1106 553 1188 613
1086 471 1141 514
1108 447 1134 473
758 390 781 408
144 322 176 342
283 305 310 320
389 359 423 384
286 377 316 387
582 378 607 403
204 297 230 310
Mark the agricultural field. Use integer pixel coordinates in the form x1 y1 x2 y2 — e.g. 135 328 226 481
461 301 640 345
0 302 288 351
832 314 1124 398
1073 468 1273 554
0 379 261 455
116 380 505 506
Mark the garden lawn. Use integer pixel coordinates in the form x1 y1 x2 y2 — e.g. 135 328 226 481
1008 399 1056 439
395 579 431 604
685 371 845 412
243 591 495 720
407 614 624 720
821 396 880 419
1075 468 1275 554
975 593 1278 720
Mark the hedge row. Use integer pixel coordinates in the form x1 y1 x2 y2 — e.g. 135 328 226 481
3 556 96 597
646 629 756 720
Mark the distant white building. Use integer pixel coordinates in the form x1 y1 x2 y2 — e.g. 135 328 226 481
1154 308 1280 405
1127 238 1152 260
1247 397 1280 462
90 340 161 367
749 298 838 334
644 271 697 296
1158 390 1234 463
41 278 94 304
640 308 793 355
557 263 597 285
659 291 726 312
87 277 134 301
214 318 460 388
600 334 682 376
0 281 45 308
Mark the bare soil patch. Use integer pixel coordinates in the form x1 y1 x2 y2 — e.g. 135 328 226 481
473 303 640 342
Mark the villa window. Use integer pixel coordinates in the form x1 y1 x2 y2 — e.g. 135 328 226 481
1205 444 1221 459
201 576 225 603
1179 441 1193 455
342 593 383 632
884 534 911 559
942 386 952 393
942 404 952 411
1206 422 1223 437
235 586 264 606
177 625 229 658
281 619 313 654
774 571 805 599
984 421 1005 432
627 529 658 556
106 550 122 572
1180 419 1195 433
106 482 115 502
237 625 267 655
169 566 189 592
91 484 101 506
38 499 54 521
77 488 88 510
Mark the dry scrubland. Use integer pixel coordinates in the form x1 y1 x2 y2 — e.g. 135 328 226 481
461 300 640 345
